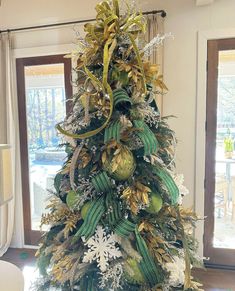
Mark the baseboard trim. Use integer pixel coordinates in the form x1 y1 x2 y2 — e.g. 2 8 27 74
204 262 235 271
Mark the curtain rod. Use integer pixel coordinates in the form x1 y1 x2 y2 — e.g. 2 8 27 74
0 10 166 34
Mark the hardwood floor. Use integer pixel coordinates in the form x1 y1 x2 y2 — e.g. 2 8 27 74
1 248 235 290
1 248 36 269
192 268 235 291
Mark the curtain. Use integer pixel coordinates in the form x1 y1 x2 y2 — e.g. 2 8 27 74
0 32 20 256
146 14 165 114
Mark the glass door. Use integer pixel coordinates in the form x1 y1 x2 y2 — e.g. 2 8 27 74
16 55 72 245
205 38 235 267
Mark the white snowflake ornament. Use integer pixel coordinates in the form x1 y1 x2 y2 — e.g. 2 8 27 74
173 174 189 204
164 254 185 287
82 226 122 272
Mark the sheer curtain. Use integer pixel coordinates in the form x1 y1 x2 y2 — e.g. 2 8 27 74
146 14 165 114
0 32 21 256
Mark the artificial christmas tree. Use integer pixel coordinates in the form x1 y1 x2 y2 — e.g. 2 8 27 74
36 1 203 290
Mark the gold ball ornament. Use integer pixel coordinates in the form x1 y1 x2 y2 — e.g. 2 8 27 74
145 192 163 214
124 258 145 284
81 201 93 220
103 147 136 181
80 93 97 112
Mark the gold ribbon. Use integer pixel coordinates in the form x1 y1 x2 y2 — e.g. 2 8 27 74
57 0 146 140
84 66 104 92
103 38 117 86
104 15 118 28
69 143 84 190
127 33 147 94
122 14 146 33
113 0 119 17
57 39 116 140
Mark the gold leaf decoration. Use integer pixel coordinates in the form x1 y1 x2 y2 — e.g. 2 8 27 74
102 141 136 181
138 220 172 265
121 181 151 214
77 148 92 169
41 197 80 239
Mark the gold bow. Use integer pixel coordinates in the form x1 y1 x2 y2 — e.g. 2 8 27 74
57 0 147 140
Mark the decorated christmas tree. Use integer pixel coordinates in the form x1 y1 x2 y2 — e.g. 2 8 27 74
36 1 203 290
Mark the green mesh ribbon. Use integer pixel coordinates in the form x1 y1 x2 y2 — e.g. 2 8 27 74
73 197 105 241
91 171 113 193
115 218 136 238
135 229 162 287
104 120 121 143
113 88 132 109
105 192 122 227
133 120 158 156
152 166 179 205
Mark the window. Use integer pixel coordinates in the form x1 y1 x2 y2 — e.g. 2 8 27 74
16 55 72 245
204 38 235 267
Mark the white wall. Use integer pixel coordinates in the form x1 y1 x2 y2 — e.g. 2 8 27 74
0 0 100 30
153 0 235 255
1 0 235 251
152 0 235 209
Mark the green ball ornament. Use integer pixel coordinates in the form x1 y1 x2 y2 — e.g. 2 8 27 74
81 201 92 220
66 190 79 209
145 192 163 214
103 147 136 181
124 258 145 284
80 94 96 112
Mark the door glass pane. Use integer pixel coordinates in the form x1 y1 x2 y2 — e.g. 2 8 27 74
214 50 235 248
24 64 66 231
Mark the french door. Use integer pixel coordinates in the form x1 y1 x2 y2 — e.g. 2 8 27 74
204 38 235 268
16 55 72 245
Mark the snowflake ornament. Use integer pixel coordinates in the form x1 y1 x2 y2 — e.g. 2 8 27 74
82 226 122 272
173 174 189 204
164 254 185 287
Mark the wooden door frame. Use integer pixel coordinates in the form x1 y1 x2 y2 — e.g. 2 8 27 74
16 54 72 245
204 38 235 268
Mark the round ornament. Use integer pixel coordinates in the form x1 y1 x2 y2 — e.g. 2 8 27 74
103 147 136 181
124 258 145 284
145 192 163 214
66 190 79 209
81 201 92 220
80 93 97 112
